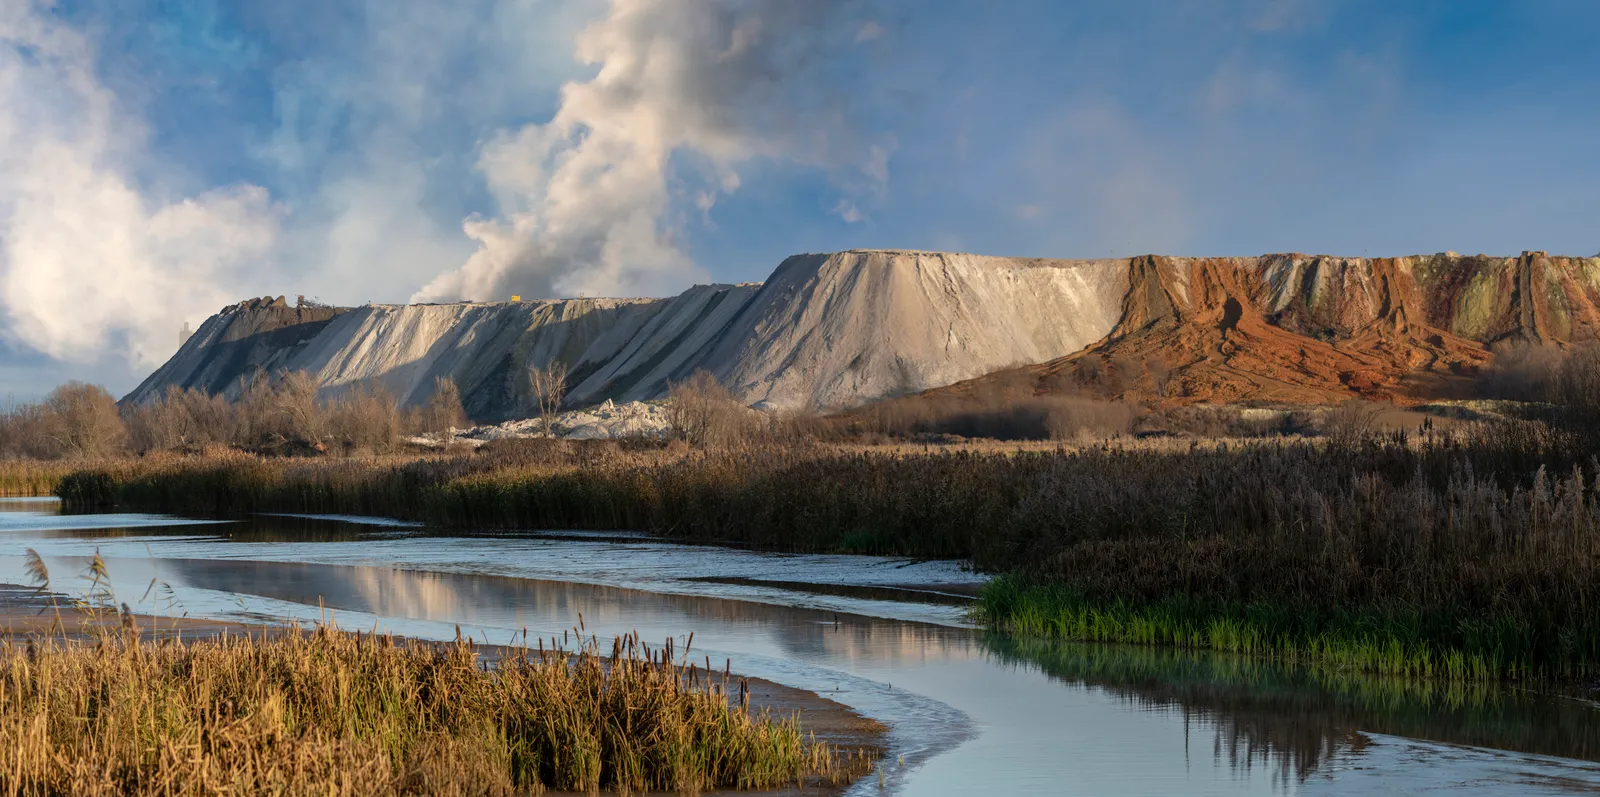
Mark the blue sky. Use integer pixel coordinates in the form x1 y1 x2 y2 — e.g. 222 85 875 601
0 0 1596 398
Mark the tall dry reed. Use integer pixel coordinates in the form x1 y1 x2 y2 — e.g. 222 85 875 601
0 459 89 496
56 426 1600 681
0 624 861 796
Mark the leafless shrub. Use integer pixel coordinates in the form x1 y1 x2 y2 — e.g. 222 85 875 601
232 372 272 445
840 379 1135 442
1322 399 1386 445
1481 340 1565 401
761 407 830 446
179 388 234 448
1070 358 1105 391
272 371 326 446
1550 343 1600 421
667 370 757 447
524 361 569 437
326 384 401 454
420 377 469 445
235 370 326 449
125 386 232 454
0 401 52 459
39 383 127 459
1108 353 1141 394
1043 397 1136 440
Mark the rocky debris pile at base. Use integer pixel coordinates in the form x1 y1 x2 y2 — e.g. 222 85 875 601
435 400 672 445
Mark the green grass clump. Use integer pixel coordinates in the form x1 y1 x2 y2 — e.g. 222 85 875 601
976 575 1590 682
0 624 863 796
983 633 1600 778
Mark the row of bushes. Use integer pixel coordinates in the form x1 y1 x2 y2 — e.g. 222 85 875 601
0 374 469 460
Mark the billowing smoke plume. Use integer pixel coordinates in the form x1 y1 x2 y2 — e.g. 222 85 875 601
0 1 278 369
414 0 891 302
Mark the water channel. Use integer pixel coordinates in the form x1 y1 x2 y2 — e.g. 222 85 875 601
2 497 1598 795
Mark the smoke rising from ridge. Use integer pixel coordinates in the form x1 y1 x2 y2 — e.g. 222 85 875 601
414 0 892 303
0 1 279 370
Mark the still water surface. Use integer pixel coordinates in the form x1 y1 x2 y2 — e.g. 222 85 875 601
1 498 1598 795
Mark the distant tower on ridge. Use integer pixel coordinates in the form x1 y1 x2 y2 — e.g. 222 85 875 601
178 321 193 348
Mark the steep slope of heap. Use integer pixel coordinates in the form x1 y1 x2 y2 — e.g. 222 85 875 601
132 297 348 401
939 251 1600 405
706 250 1127 407
124 250 1129 418
125 250 1600 415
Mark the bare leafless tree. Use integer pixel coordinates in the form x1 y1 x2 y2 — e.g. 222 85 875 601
125 386 233 453
0 401 52 459
125 388 182 453
421 377 469 445
41 382 126 459
1108 353 1141 394
526 361 568 437
326 384 401 454
233 370 326 448
273 371 326 446
666 370 755 447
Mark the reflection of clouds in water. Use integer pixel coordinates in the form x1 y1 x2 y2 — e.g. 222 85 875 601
122 512 983 628
789 620 979 672
13 504 1600 795
161 559 976 668
164 559 924 637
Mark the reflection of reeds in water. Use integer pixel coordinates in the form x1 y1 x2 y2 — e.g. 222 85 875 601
984 632 1600 784
56 433 1600 681
0 622 868 795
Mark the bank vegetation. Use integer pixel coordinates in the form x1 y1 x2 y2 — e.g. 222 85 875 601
19 344 1600 683
0 620 862 795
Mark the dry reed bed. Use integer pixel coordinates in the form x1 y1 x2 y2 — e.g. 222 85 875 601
0 459 82 497
55 428 1600 681
0 622 860 796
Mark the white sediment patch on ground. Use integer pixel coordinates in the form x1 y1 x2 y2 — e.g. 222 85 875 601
415 399 674 445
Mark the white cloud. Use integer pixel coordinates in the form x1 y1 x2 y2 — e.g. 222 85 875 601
256 0 592 305
0 0 280 369
855 21 884 43
415 0 892 302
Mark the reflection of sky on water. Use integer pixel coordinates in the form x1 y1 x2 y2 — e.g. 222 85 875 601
3 505 1600 796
